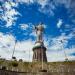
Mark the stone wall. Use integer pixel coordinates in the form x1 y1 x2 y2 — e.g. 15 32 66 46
0 59 75 75
0 69 75 75
0 63 75 75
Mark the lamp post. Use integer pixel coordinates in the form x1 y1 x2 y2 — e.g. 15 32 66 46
41 45 43 70
29 50 30 62
12 40 17 60
61 40 68 61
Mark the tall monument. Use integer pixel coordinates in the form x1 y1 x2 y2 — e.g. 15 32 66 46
32 23 47 62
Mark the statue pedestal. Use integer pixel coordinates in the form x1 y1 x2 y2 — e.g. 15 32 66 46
32 42 47 62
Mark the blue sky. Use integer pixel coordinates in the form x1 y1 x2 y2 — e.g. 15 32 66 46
0 0 75 62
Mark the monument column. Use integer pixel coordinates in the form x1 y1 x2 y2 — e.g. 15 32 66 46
32 23 47 62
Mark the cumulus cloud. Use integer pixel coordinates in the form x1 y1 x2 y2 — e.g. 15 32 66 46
37 0 48 8
47 34 67 51
0 0 75 62
13 0 34 4
20 24 29 30
0 32 15 59
38 0 55 16
45 32 75 62
57 19 63 28
14 39 34 61
12 0 55 16
47 47 75 62
30 32 36 37
46 41 75 62
48 32 74 51
38 0 75 18
2 0 74 18
0 32 75 62
54 0 71 8
54 0 75 18
0 32 34 61
1 1 20 27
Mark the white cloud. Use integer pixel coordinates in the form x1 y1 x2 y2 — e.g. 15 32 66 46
57 19 63 28
54 0 71 8
14 39 34 61
39 1 55 16
47 51 65 62
1 2 20 27
16 40 34 52
0 32 15 59
47 47 75 62
0 32 75 62
46 33 67 51
18 0 30 3
48 32 74 51
45 32 75 62
16 0 55 16
54 0 75 18
17 0 34 4
30 31 36 37
0 33 15 48
4 1 18 10
2 0 74 18
0 0 75 62
3 9 19 27
14 0 48 7
20 24 29 30
43 24 47 28
0 32 34 61
32 0 75 18
37 0 48 8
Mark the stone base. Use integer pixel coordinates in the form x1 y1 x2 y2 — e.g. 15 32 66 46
32 45 47 62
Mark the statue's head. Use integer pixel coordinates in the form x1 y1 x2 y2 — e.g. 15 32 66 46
36 24 44 31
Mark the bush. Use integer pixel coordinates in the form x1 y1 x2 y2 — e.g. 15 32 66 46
19 59 23 62
11 61 18 67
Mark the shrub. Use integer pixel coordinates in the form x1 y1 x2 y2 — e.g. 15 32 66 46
19 59 23 62
11 61 18 67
